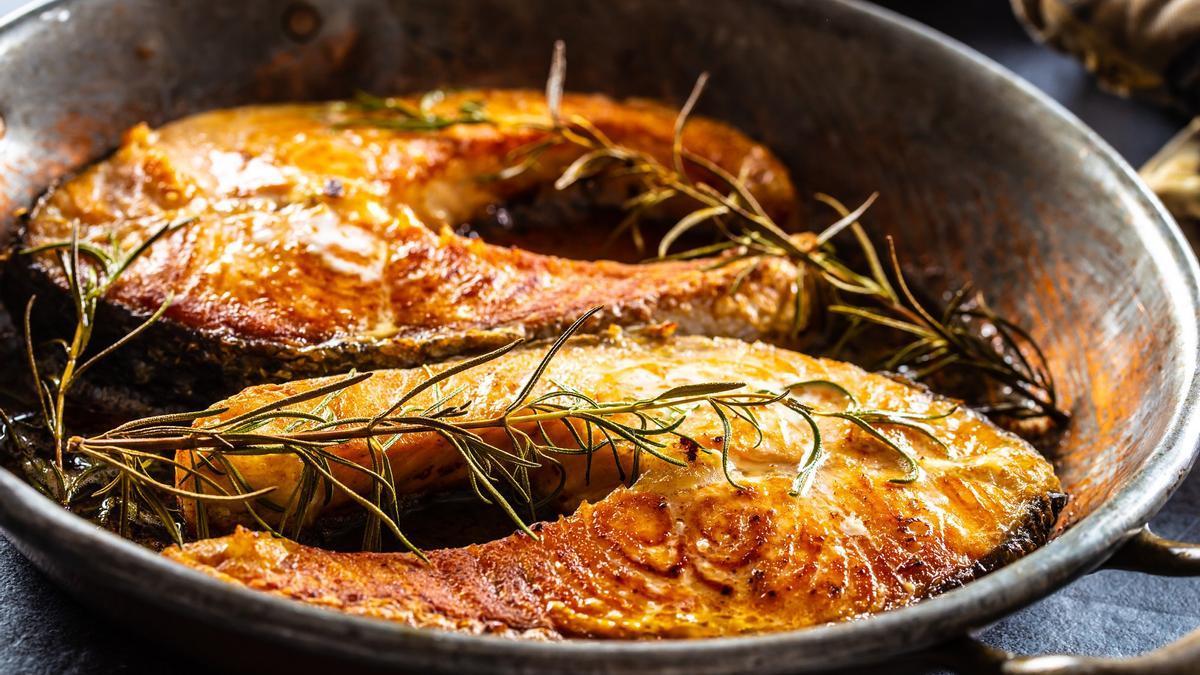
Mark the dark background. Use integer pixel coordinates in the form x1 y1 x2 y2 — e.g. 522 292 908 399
0 0 1197 672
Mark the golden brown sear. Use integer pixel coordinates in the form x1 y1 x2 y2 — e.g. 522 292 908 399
14 91 803 400
24 88 1064 639
165 330 1062 638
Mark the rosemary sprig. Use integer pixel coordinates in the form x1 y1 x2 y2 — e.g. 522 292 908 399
518 49 1066 424
19 217 193 469
3 44 1044 554
67 308 950 557
334 90 491 132
4 217 192 541
10 212 953 555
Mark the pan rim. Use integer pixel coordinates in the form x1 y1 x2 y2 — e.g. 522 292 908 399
0 0 1197 670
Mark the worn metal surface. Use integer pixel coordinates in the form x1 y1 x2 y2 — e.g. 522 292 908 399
0 0 1197 673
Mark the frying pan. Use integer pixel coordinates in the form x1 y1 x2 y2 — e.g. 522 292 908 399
0 0 1198 672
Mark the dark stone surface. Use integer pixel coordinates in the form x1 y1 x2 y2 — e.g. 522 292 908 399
0 0 1196 672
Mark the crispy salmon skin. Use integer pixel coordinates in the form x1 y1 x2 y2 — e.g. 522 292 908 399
165 330 1063 638
10 91 804 402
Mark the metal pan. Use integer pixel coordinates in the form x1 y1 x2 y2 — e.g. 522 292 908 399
0 0 1198 672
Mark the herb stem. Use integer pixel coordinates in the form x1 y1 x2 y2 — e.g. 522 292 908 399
72 390 778 455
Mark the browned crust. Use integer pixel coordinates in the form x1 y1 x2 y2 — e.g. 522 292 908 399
930 491 1068 595
6 91 803 404
4 235 809 407
164 486 1065 639
162 334 1065 638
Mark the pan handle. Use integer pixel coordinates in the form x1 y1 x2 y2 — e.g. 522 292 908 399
930 526 1200 674
1103 527 1200 576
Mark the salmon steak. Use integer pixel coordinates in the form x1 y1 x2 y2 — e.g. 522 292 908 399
8 90 804 403
163 329 1064 638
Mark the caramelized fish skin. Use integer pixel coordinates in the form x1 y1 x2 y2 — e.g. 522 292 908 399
11 91 803 401
166 332 1063 638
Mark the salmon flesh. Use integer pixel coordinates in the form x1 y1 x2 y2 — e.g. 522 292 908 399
164 330 1063 638
9 91 804 403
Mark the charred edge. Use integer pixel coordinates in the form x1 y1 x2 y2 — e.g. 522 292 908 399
4 256 310 409
3 258 550 409
2 256 706 411
928 490 1069 597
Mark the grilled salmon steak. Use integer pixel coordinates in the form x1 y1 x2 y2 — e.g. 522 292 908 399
164 329 1063 638
10 91 803 403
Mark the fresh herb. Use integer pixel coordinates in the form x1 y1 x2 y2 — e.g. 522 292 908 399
520 48 1066 424
19 217 193 470
335 90 491 132
64 306 949 557
3 44 1056 556
10 217 192 540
